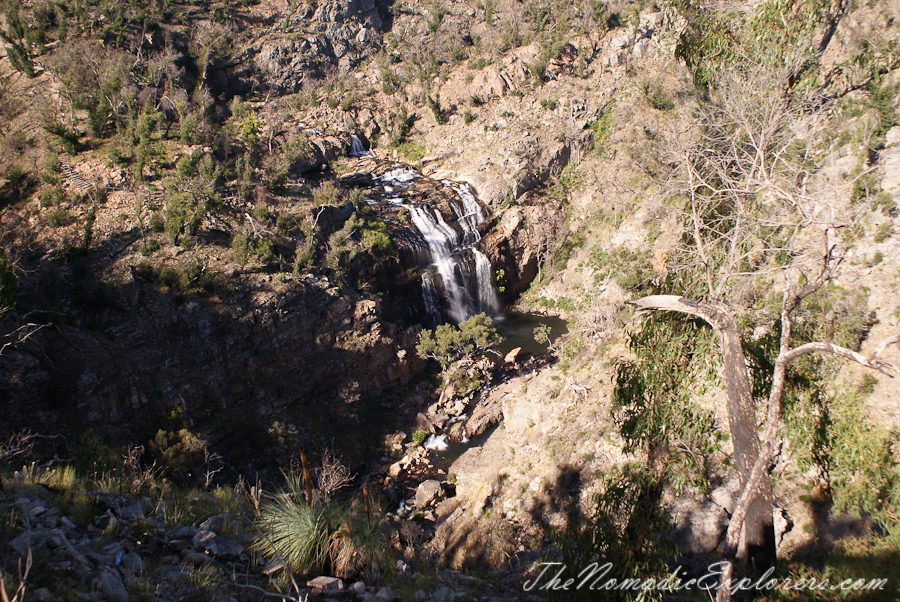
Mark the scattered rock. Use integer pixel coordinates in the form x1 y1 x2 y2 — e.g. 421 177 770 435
97 569 130 602
430 586 453 602
34 588 53 602
192 530 244 559
199 514 226 534
350 581 367 595
434 497 460 520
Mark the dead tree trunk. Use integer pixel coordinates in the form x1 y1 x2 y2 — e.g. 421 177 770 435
627 295 777 568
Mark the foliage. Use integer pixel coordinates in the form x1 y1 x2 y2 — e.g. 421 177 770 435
0 3 35 77
416 313 501 368
165 156 222 244
639 79 675 111
325 215 361 274
586 107 613 157
552 465 678 602
255 473 386 579
150 428 208 480
589 247 654 293
426 94 446 125
613 311 723 494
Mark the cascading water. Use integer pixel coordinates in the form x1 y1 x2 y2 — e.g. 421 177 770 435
371 164 500 323
348 135 368 157
421 271 442 322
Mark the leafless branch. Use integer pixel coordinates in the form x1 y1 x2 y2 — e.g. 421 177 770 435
315 449 355 498
0 323 45 357
0 547 32 602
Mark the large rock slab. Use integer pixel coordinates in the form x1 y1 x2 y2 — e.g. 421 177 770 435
415 480 445 508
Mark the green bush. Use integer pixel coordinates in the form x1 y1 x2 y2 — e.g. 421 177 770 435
427 94 446 125
639 80 675 111
255 476 386 578
232 233 250 265
159 266 189 290
587 108 614 157
253 203 271 222
46 208 72 227
590 246 654 293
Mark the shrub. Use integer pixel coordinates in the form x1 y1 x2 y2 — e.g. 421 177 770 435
159 266 189 290
46 208 72 227
255 473 386 578
586 108 614 157
463 110 475 125
397 143 426 162
293 240 314 275
639 80 675 111
252 203 271 222
232 233 250 265
427 94 446 125
527 60 546 83
590 246 654 293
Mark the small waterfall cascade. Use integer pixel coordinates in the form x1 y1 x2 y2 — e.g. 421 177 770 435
358 161 500 323
348 135 369 157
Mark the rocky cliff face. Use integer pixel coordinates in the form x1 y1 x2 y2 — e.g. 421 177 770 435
0 262 422 469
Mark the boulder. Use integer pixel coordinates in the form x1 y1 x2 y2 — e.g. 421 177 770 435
97 570 129 602
431 587 454 602
466 399 503 438
307 576 345 592
415 480 445 509
198 514 226 534
504 347 521 364
375 586 395 602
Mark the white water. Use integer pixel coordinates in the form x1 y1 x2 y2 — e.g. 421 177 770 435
421 271 441 321
406 204 476 323
423 434 449 451
374 165 500 322
381 166 420 184
349 135 368 157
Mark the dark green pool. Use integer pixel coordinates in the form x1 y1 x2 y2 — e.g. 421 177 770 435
492 312 568 359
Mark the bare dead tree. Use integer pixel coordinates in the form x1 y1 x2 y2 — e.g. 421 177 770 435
629 267 898 602
632 52 900 601
315 449 355 499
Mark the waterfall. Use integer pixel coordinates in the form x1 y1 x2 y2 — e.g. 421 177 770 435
371 164 501 323
406 204 476 323
421 271 441 322
348 135 368 157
